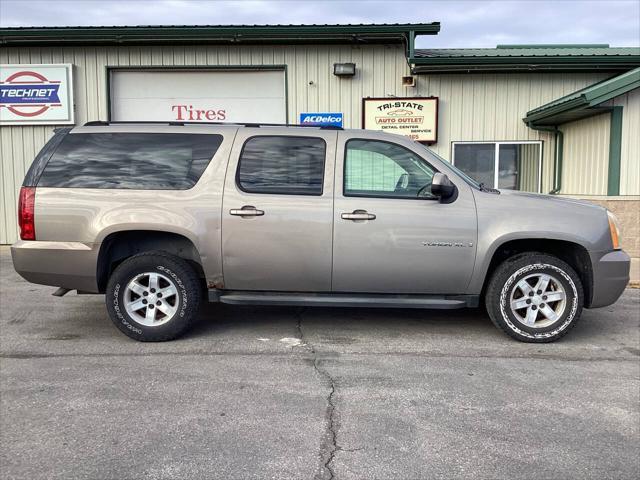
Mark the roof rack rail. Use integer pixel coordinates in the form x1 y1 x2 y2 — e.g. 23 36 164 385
82 120 343 130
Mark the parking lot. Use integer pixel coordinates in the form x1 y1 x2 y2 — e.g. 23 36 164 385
0 245 638 479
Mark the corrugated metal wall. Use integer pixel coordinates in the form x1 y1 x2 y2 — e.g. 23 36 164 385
412 72 609 192
518 144 541 192
612 88 640 195
561 113 611 196
0 43 618 243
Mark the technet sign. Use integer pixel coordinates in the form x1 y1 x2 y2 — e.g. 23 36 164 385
0 64 74 125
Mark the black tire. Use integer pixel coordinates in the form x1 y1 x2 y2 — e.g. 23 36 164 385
106 251 201 341
485 253 584 343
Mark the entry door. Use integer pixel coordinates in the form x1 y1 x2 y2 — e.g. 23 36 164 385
222 129 337 292
332 133 477 294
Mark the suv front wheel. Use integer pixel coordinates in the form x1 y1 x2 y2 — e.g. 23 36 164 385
106 252 201 341
485 253 584 342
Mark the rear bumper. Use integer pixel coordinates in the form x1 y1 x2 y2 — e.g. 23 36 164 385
11 240 100 293
589 249 630 308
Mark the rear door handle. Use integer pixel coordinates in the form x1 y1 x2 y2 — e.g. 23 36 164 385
341 209 376 221
230 205 265 217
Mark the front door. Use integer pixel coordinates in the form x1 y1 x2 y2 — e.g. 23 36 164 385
222 129 336 291
332 133 477 294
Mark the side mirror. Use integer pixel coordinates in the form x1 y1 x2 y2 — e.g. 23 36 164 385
431 173 457 203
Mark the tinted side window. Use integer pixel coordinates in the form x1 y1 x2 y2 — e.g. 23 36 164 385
237 136 326 195
23 128 72 187
38 133 223 190
344 139 436 199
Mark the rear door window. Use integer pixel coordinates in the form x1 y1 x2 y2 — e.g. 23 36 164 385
38 132 223 189
236 136 326 195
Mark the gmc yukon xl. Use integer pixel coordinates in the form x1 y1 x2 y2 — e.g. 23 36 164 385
11 122 630 342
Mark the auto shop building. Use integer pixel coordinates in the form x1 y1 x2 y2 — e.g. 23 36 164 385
1 23 639 278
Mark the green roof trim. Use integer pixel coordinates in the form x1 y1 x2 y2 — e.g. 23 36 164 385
497 44 610 49
607 106 624 196
523 67 640 126
411 45 640 73
0 23 440 46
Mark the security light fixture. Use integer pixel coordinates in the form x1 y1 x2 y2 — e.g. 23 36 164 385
402 76 416 87
333 63 356 77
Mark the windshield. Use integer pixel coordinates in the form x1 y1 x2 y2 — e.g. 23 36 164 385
415 143 482 190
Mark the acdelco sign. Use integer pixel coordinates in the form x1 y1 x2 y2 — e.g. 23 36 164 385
300 112 343 127
0 64 74 125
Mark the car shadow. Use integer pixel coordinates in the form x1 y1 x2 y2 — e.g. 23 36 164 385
184 301 495 340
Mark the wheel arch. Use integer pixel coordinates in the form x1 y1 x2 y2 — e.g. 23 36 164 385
96 230 205 293
479 237 594 307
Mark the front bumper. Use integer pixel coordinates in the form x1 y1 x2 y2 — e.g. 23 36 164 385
589 249 630 308
11 240 100 293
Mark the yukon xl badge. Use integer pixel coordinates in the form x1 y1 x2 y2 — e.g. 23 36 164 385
423 241 474 247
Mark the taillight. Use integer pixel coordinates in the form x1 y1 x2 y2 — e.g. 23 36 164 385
18 186 36 240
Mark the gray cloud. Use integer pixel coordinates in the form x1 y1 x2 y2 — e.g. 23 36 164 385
0 0 638 47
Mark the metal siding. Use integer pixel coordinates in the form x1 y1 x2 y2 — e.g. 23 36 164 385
415 72 608 193
612 88 640 195
560 113 611 195
0 44 619 243
518 144 540 192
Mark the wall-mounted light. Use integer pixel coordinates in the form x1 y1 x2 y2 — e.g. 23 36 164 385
333 63 356 77
402 76 416 87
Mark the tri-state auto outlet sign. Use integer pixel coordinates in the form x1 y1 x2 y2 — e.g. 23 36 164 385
362 97 438 144
0 64 74 125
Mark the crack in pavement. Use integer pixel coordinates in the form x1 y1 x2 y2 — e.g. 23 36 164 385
295 308 339 480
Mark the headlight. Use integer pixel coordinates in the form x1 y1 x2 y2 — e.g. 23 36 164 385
607 210 622 250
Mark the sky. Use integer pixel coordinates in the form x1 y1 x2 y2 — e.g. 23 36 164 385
0 0 638 48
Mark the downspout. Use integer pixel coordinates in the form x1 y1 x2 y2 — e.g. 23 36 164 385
405 30 416 68
527 124 564 194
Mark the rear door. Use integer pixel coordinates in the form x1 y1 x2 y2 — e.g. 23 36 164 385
221 128 337 291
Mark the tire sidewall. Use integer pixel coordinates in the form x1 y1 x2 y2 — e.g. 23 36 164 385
106 254 198 341
487 255 584 342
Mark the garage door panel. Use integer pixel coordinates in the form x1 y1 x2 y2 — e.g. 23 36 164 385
110 69 286 123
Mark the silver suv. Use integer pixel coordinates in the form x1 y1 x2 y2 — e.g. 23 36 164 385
11 122 630 342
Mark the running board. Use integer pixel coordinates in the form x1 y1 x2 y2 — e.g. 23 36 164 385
209 290 478 309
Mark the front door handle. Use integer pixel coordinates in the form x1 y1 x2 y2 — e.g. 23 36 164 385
230 205 265 217
341 209 376 221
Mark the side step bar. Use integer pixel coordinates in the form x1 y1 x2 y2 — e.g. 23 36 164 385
209 290 478 309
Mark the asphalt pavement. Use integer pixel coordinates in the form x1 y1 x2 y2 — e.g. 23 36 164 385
1 246 639 480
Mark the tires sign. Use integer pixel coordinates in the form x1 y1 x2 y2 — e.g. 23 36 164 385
362 97 438 144
0 64 74 125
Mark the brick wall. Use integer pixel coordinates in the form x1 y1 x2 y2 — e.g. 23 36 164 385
583 198 639 284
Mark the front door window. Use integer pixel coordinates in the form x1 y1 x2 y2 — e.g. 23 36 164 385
344 139 436 199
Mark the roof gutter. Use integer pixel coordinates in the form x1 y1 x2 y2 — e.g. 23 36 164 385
410 55 640 66
0 23 441 47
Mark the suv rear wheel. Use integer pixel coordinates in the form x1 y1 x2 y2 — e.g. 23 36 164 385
106 252 201 341
485 253 583 342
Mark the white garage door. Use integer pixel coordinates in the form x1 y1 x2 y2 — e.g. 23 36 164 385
110 69 286 123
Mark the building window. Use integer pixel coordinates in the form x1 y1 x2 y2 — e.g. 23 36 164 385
451 141 542 193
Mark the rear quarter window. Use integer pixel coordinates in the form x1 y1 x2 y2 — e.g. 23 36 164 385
38 132 223 190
